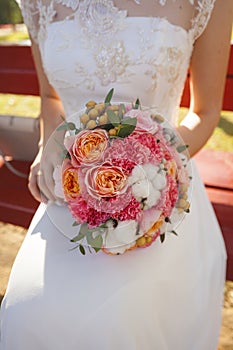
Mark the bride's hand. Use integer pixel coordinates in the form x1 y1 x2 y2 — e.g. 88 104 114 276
28 106 66 203
28 136 63 203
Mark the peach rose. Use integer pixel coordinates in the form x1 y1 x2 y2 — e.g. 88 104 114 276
85 164 128 200
64 129 109 167
62 164 80 201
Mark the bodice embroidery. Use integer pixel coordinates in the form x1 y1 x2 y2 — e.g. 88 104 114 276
18 0 216 120
55 0 80 11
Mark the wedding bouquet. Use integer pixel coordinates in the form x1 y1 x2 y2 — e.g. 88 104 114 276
53 89 191 255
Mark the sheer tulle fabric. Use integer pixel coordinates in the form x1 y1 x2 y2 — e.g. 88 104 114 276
19 0 216 44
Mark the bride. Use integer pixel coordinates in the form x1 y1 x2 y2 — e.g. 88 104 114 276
1 1 232 349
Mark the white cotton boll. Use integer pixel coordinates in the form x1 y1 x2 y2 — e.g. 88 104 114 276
104 220 139 254
144 183 161 209
53 165 65 200
128 165 146 185
142 163 160 182
152 172 167 191
131 179 149 201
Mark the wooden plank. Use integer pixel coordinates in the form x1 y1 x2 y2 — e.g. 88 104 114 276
194 150 233 190
0 160 38 227
223 77 233 111
0 45 39 95
206 187 233 281
0 70 39 95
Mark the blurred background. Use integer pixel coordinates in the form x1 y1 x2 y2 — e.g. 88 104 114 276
0 2 232 349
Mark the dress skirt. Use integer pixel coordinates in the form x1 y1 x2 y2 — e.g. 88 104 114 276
0 163 226 350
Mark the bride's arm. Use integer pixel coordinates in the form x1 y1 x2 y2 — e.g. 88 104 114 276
177 0 233 158
28 39 65 202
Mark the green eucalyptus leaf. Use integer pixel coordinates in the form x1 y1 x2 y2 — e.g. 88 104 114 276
134 98 140 109
117 125 136 138
118 104 126 120
104 88 114 104
176 144 189 153
79 223 91 235
107 110 120 126
56 121 76 131
93 246 102 253
160 233 165 243
121 116 137 127
79 244 86 255
56 123 68 131
70 229 86 242
72 221 79 227
91 235 103 252
117 118 137 138
171 230 178 236
61 150 70 159
86 232 103 253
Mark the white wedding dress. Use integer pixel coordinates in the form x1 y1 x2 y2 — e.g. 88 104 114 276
0 1 227 349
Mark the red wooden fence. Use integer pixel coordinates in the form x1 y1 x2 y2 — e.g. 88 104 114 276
0 44 233 280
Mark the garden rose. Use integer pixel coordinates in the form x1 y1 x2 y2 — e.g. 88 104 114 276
64 129 109 166
62 165 80 201
85 163 128 199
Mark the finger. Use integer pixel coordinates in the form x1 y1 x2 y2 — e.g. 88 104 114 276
37 170 56 202
28 170 45 202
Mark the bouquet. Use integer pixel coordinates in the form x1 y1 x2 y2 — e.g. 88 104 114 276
52 89 191 255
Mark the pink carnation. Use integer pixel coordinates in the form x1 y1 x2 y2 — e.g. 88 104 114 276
82 190 133 214
112 197 142 221
105 137 151 165
130 133 163 162
110 158 136 175
156 175 178 218
68 195 110 228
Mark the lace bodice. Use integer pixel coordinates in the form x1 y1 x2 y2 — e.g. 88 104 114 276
19 0 216 122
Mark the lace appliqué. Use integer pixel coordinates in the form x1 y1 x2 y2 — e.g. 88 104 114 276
78 0 127 37
72 1 130 89
37 1 57 43
95 41 132 86
55 0 80 11
191 0 216 40
20 2 39 42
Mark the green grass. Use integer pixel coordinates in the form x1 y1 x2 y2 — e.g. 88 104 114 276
179 108 233 152
0 32 29 42
0 94 40 117
0 94 232 152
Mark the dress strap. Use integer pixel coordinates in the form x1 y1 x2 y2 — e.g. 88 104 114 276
19 1 39 43
190 0 216 41
19 0 57 44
